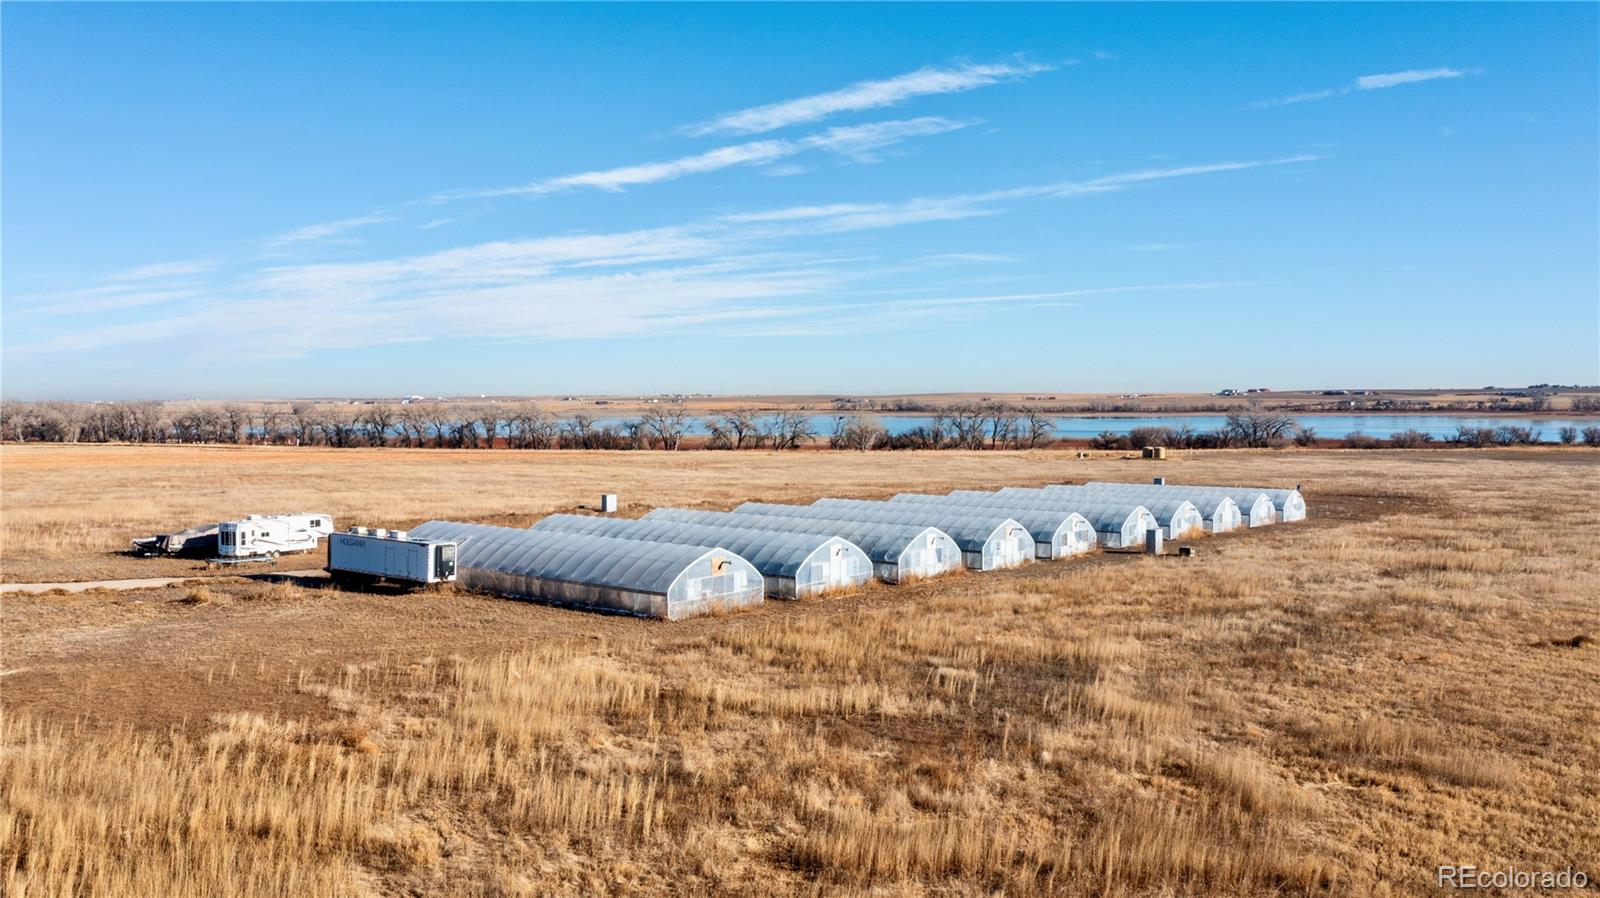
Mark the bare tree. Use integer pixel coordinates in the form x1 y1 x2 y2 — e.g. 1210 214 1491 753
505 401 556 448
0 401 22 442
716 408 764 449
1221 402 1297 448
475 405 502 449
830 413 886 451
318 409 361 447
397 405 429 447
560 414 596 449
289 402 319 446
640 399 692 450
984 402 1019 449
361 405 396 447
221 404 251 444
129 401 166 443
1020 410 1055 449
761 410 815 450
420 405 454 448
258 406 285 445
947 403 987 449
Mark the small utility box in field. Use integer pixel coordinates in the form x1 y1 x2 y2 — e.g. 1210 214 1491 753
328 528 458 587
600 494 619 513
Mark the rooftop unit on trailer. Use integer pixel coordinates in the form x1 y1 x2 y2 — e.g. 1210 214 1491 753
407 521 762 620
735 502 1034 572
818 496 1096 560
328 527 458 586
959 490 1158 548
529 514 872 600
642 508 960 583
217 513 333 558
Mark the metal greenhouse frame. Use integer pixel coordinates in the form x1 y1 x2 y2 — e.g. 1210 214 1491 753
956 490 1158 548
642 508 962 583
528 514 873 599
735 502 1035 572
407 521 763 620
840 496 1098 559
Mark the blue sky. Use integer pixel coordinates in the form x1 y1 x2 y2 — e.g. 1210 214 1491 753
3 3 1596 400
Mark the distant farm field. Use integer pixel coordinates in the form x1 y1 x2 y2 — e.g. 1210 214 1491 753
2 445 1597 897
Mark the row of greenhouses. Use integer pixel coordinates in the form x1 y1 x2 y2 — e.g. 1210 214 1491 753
413 479 1306 620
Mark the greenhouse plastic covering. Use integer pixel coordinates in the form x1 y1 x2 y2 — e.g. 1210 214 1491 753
819 496 1096 559
528 514 873 599
642 508 962 583
408 520 762 620
734 502 1033 571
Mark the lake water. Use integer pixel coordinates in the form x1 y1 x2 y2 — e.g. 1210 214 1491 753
590 414 1593 441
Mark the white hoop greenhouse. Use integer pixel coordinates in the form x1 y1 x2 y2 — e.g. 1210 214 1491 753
1010 487 1205 539
528 514 873 600
847 495 1098 559
1076 482 1301 526
407 521 763 620
735 502 1034 572
1068 483 1244 533
643 508 961 583
962 490 1158 548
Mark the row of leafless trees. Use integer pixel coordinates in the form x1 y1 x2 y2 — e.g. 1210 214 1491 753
828 404 1058 451
1088 408 1302 450
7 399 1593 450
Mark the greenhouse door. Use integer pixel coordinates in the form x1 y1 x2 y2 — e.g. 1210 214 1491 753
830 545 848 587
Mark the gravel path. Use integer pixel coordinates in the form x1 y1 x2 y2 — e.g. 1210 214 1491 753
0 570 327 594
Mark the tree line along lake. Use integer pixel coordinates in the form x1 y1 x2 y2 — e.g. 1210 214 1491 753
587 414 1597 442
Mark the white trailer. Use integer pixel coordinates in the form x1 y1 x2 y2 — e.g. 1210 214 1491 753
328 527 458 586
217 513 334 558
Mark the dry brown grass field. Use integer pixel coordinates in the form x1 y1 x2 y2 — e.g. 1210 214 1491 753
2 445 1597 897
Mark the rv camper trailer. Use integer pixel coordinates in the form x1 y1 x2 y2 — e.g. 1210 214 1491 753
217 513 334 558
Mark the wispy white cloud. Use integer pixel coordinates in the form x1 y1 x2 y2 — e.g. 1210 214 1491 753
435 117 971 200
418 218 455 230
732 155 1320 234
683 60 1051 137
1250 67 1475 109
12 155 1310 366
10 285 207 317
108 259 217 281
913 252 1017 265
1247 88 1340 109
266 213 396 246
719 283 1243 337
1356 67 1470 90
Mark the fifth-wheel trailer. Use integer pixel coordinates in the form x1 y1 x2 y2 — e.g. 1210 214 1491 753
217 513 334 558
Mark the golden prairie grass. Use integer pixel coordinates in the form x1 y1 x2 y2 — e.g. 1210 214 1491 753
2 447 1599 896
